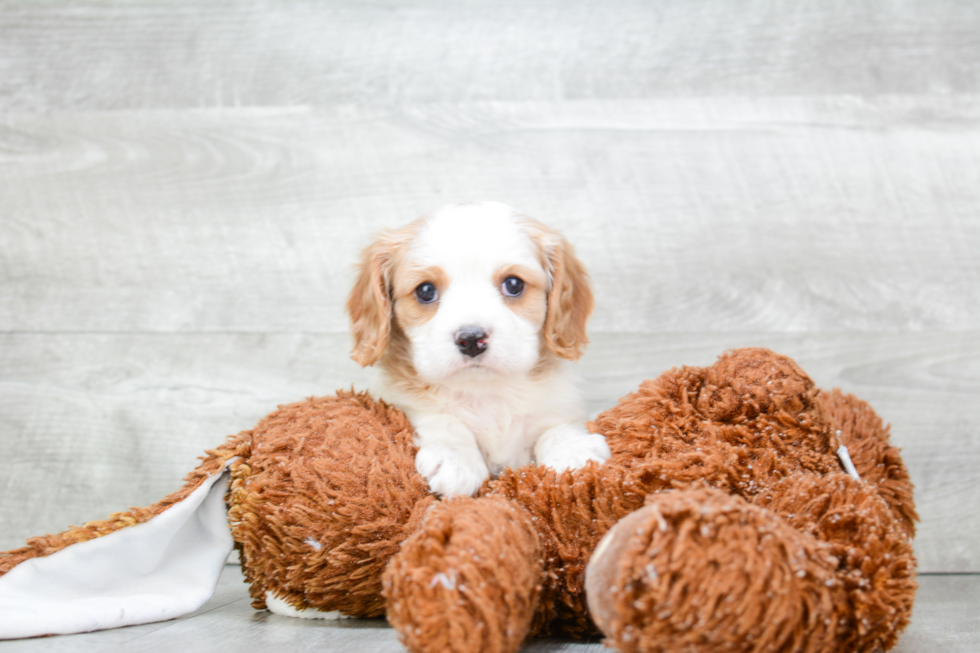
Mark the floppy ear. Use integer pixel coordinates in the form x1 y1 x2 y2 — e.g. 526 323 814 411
541 232 594 361
345 236 396 367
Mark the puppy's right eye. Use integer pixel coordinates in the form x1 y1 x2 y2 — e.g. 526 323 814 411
415 282 438 304
501 276 524 297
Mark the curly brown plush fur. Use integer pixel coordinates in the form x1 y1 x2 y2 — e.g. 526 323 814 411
386 348 917 653
227 390 435 617
585 488 843 653
384 496 543 653
583 348 917 653
0 348 917 653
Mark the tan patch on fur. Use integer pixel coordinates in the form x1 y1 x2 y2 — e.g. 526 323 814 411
381 264 449 406
529 348 563 379
391 265 448 331
515 216 594 361
495 264 548 328
345 218 425 366
377 321 439 406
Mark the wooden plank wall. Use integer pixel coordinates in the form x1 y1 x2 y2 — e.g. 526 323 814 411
1 1 977 573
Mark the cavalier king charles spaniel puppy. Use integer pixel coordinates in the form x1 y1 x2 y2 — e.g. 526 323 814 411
346 202 610 497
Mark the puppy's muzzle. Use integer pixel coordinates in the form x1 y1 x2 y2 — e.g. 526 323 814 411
454 326 489 358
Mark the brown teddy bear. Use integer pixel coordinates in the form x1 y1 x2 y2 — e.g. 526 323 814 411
379 347 918 653
0 348 916 653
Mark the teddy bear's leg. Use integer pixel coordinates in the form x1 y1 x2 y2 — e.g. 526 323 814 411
228 391 435 618
757 473 917 652
585 487 843 653
383 496 544 653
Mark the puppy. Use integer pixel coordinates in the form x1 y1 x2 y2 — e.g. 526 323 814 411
346 202 610 497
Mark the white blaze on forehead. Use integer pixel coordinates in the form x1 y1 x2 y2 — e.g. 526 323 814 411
409 203 542 277
394 201 550 385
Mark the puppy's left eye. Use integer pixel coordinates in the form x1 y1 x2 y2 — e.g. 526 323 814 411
415 282 438 304
501 276 524 297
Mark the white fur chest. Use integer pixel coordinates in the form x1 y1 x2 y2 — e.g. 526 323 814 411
440 386 537 475
371 362 586 477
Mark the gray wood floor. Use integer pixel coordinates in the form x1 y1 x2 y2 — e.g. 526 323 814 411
1 0 978 649
0 566 977 653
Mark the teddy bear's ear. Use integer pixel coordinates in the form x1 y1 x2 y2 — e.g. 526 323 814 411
346 233 400 367
521 218 594 361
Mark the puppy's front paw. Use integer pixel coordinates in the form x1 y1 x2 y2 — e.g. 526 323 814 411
415 445 490 497
537 424 611 472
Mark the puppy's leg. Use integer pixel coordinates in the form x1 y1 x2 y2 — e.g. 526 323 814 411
413 414 490 497
535 423 610 472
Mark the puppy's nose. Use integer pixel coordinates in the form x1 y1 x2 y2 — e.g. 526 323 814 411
454 326 489 358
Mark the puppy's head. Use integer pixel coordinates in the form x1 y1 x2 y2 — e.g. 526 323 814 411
346 202 593 383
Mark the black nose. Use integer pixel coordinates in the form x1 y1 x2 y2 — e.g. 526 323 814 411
454 326 489 358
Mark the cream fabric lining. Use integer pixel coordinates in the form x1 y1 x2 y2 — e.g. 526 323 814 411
0 466 232 640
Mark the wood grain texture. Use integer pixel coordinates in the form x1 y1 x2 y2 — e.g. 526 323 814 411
0 332 370 551
1 0 978 597
0 565 975 651
1 332 976 573
2 97 978 334
1 0 978 112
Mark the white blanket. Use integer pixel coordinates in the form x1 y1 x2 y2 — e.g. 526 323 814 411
0 467 232 640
